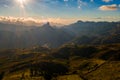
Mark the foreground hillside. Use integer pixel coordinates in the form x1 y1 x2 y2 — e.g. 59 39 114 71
0 44 120 80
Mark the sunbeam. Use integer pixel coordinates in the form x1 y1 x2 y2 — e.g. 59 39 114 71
15 0 29 17
17 0 26 8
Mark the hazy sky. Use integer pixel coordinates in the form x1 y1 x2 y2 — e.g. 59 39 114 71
0 0 120 24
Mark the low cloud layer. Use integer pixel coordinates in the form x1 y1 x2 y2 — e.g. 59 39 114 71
0 16 119 26
0 16 79 25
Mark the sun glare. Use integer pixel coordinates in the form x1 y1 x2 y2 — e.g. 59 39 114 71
16 0 27 8
15 0 30 17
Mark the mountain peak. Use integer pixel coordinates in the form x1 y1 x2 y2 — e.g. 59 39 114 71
42 22 54 30
77 20 83 23
43 22 50 26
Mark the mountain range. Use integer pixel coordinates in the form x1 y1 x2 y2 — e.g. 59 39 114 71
0 21 120 49
0 21 120 80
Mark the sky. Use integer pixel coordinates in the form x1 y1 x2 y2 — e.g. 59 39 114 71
0 0 120 24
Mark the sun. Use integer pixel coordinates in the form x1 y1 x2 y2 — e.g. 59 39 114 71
17 0 26 8
15 0 29 17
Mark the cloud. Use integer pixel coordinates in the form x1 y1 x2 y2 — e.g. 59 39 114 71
0 16 44 26
0 16 119 25
0 16 80 25
99 4 118 11
0 0 13 7
90 0 94 2
102 0 112 3
94 16 120 20
77 0 87 9
64 0 68 2
119 4 120 7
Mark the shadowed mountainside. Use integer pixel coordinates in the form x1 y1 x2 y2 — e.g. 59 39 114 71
0 21 120 48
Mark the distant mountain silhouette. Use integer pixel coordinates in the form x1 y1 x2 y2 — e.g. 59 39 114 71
0 21 120 48
63 21 120 36
63 21 120 45
0 22 73 48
